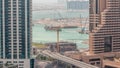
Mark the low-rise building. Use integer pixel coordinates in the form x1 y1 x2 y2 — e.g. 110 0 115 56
68 51 120 68
81 52 120 68
45 42 77 53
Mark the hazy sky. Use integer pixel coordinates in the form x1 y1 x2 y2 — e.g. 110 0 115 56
33 0 58 4
33 0 89 4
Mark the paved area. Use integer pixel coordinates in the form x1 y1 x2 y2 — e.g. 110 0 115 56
40 50 99 68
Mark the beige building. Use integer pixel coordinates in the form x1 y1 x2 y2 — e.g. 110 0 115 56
78 0 120 68
89 0 120 54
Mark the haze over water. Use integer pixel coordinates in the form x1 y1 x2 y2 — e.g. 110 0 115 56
33 0 57 4
32 0 89 49
32 10 89 49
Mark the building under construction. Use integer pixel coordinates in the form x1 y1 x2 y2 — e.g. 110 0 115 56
45 42 77 53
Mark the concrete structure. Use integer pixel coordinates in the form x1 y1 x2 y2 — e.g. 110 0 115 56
39 50 99 68
45 42 77 53
0 0 32 68
89 0 120 54
82 52 120 68
64 51 82 60
79 0 120 68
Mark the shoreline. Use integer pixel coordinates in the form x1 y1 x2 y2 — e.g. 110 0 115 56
33 18 89 28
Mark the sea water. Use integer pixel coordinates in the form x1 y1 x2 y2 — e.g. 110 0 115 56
32 10 89 48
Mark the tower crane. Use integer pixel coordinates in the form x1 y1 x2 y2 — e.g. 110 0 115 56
78 16 88 34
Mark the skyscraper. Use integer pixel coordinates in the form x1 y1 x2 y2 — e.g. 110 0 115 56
80 0 120 68
67 0 89 10
89 0 120 54
58 0 66 3
0 0 32 68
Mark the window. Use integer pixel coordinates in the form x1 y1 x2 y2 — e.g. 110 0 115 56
96 62 100 64
95 0 99 14
91 62 95 65
104 36 112 52
19 61 24 63
13 61 17 63
89 58 100 61
90 23 94 32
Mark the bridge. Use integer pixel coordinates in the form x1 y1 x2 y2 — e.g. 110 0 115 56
37 50 99 68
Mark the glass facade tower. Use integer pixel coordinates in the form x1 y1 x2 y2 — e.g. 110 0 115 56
0 0 32 68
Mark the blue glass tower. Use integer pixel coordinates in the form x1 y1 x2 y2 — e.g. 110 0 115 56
0 0 32 68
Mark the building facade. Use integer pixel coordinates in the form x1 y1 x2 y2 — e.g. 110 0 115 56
89 0 120 54
67 0 89 10
0 0 32 68
46 42 77 53
78 0 120 68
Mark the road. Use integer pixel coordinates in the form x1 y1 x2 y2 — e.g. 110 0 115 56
40 50 99 68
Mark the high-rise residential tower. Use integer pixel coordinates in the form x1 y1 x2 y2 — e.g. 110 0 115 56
89 0 120 54
0 0 32 68
79 0 120 68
